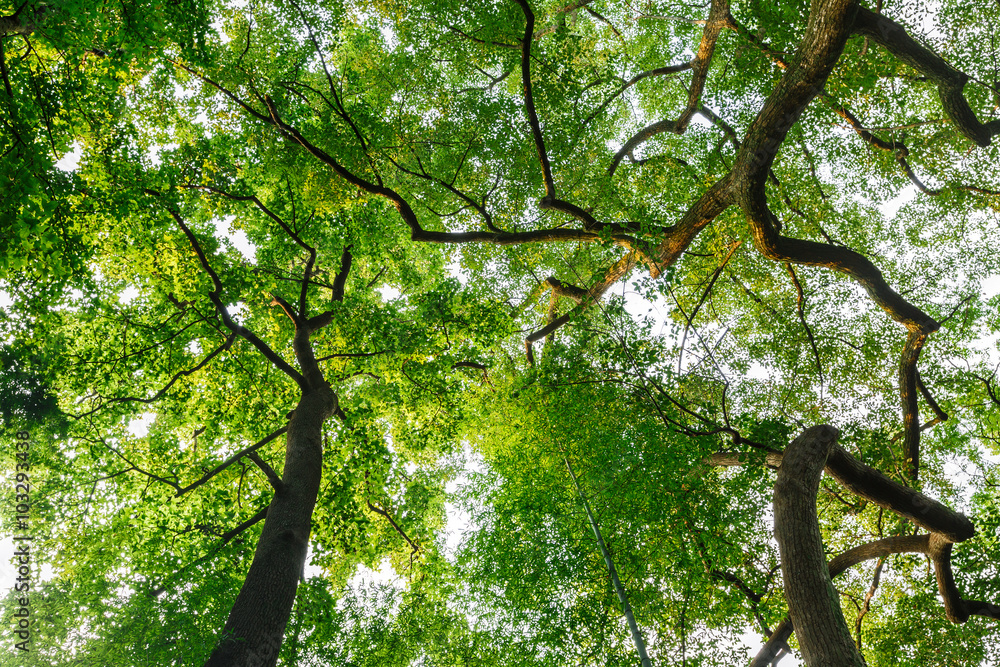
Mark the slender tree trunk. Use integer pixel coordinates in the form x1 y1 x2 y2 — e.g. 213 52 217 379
204 385 337 667
564 456 653 667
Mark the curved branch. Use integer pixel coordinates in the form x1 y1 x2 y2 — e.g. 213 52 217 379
929 533 1000 623
758 531 999 665
710 442 975 542
246 451 284 493
675 0 730 132
608 118 678 177
159 200 307 389
725 0 938 335
513 0 555 198
526 176 733 346
895 151 942 195
854 557 886 650
854 7 1000 147
697 103 741 147
168 58 271 124
544 277 589 303
73 332 237 418
725 7 950 196
260 96 639 248
270 294 301 326
388 153 504 233
828 444 973 541
330 245 352 303
510 0 610 231
366 499 420 554
823 99 945 196
711 569 763 603
606 0 729 176
580 61 694 130
186 185 314 253
916 371 948 424
525 247 646 345
177 426 289 497
786 264 824 386
742 197 938 333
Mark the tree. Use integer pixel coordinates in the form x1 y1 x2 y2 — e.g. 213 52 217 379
3 0 1000 664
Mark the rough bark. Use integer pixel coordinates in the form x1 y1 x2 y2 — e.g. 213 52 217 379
927 533 1000 624
708 451 784 468
711 445 975 542
824 446 974 542
750 417 984 667
730 0 938 334
772 425 867 667
197 253 340 665
204 384 336 667
750 535 929 667
0 9 38 36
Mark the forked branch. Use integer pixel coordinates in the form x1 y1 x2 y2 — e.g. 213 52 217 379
156 198 306 389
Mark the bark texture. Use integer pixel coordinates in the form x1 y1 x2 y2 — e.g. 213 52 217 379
773 425 867 667
749 535 929 667
205 385 336 667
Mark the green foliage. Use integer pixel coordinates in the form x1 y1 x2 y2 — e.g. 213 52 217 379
3 0 1000 664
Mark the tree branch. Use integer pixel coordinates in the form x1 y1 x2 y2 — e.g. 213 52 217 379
899 331 927 480
513 0 555 198
366 499 420 555
709 441 974 542
786 263 824 387
72 332 237 418
675 0 731 132
330 245 352 303
149 505 269 598
751 534 931 667
608 118 678 177
176 427 289 497
853 556 885 651
854 7 1000 148
156 199 307 390
246 451 284 493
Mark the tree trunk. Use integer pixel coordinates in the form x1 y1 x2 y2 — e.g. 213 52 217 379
564 456 653 667
204 385 336 667
773 425 866 667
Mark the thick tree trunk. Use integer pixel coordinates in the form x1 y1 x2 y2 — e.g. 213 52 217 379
748 535 930 667
204 385 336 667
564 457 653 667
773 425 866 667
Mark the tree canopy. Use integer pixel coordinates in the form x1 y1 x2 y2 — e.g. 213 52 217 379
2 0 1000 664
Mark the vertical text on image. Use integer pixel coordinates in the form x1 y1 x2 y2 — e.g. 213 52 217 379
12 431 32 653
